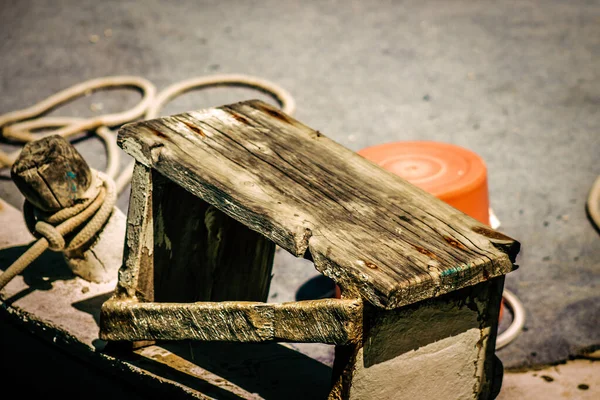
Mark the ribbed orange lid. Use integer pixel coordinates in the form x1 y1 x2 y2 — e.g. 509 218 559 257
358 141 490 225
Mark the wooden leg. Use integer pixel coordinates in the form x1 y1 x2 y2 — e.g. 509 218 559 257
331 278 504 400
115 162 156 302
103 162 156 349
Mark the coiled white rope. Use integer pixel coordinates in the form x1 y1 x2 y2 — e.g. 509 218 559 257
0 76 157 191
0 76 156 137
496 288 526 349
587 176 600 231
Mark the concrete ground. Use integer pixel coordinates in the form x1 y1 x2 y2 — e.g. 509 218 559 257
498 357 599 400
0 0 598 397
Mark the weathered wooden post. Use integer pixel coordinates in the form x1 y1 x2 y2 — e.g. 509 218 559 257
10 135 125 283
99 100 519 399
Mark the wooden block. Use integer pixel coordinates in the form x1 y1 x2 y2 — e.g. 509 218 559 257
329 278 505 400
11 135 92 212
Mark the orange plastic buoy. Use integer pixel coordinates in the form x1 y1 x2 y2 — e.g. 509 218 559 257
335 141 497 313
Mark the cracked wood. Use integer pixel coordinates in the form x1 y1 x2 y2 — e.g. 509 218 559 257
11 135 92 212
117 100 520 309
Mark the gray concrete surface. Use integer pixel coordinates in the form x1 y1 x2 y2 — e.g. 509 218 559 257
498 358 599 400
0 0 599 372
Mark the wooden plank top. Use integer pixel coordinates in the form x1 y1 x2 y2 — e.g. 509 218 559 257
117 100 520 310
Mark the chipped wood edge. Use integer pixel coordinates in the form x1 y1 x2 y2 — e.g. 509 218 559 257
116 162 155 301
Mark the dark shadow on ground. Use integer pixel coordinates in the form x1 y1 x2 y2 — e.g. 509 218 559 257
0 244 74 304
72 291 113 326
74 291 333 399
295 274 336 301
159 341 333 400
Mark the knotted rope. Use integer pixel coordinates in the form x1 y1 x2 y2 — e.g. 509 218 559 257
0 170 116 290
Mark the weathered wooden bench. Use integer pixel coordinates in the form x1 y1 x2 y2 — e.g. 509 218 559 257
99 100 520 400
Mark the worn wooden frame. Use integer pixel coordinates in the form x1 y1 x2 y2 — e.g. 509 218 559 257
99 100 519 399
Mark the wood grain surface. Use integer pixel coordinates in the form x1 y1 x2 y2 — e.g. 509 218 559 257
11 135 92 212
117 100 520 309
100 298 362 344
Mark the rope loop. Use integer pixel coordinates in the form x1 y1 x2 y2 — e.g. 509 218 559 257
34 221 65 251
0 76 157 169
22 170 116 253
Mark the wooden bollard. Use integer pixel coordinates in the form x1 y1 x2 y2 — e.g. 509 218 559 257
11 135 125 283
